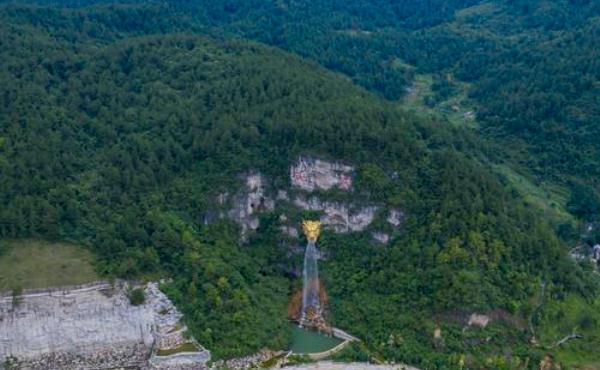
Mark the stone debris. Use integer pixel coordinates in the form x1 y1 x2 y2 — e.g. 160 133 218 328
0 282 210 369
291 157 354 192
281 362 420 370
212 349 277 369
1 343 150 370
149 351 210 370
539 355 562 370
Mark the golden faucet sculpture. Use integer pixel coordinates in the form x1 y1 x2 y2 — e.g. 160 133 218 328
302 220 322 243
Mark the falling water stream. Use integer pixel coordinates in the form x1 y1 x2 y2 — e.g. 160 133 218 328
301 240 320 324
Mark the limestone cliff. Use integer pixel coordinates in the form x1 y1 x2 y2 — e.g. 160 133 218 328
0 282 210 370
290 157 354 192
206 156 405 245
292 195 378 233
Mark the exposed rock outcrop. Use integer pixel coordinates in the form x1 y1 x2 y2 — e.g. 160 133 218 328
387 209 405 227
216 173 275 239
540 355 562 370
280 225 300 238
0 282 210 369
291 157 353 192
293 196 378 233
205 157 405 243
372 232 390 244
467 313 491 328
212 349 280 370
281 362 421 370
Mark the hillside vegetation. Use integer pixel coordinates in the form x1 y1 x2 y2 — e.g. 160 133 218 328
12 0 598 225
0 2 598 368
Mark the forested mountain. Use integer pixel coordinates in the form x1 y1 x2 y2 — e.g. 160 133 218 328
8 0 598 222
181 0 600 223
0 1 599 369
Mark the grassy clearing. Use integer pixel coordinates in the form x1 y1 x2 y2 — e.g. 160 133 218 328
493 164 573 224
156 342 199 356
401 74 433 108
400 73 478 129
390 57 416 71
0 239 99 292
400 70 573 224
537 297 600 369
455 2 501 19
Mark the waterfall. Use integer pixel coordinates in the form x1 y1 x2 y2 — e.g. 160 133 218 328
301 241 320 324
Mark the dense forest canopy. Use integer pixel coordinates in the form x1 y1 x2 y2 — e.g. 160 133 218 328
0 1 599 368
5 0 598 213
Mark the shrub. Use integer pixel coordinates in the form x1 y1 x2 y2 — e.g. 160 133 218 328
128 287 146 306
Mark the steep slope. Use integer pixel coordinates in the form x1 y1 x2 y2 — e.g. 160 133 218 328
6 0 599 227
196 0 599 228
0 5 598 368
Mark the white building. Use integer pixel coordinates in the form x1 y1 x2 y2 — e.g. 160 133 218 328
593 244 600 261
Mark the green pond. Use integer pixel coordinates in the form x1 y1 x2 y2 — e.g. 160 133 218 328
289 325 343 354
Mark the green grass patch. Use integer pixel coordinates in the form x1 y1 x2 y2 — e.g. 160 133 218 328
536 296 600 369
400 73 478 128
260 354 286 368
285 354 316 365
155 342 199 356
390 57 416 71
401 74 433 108
0 239 99 292
455 2 501 19
493 164 572 224
330 342 375 363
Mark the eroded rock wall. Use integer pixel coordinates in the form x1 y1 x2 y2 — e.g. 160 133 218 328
292 195 378 233
291 157 353 192
0 282 210 369
205 156 406 245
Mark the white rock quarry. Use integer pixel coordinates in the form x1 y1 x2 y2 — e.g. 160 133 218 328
291 157 354 192
0 282 209 369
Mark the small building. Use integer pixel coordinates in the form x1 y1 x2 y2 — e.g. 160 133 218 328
593 244 600 261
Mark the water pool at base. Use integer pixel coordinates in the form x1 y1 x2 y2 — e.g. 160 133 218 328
289 325 343 354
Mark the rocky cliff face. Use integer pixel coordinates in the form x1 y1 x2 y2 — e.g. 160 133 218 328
0 282 210 370
292 195 378 233
290 157 354 192
210 156 405 245
227 173 275 239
